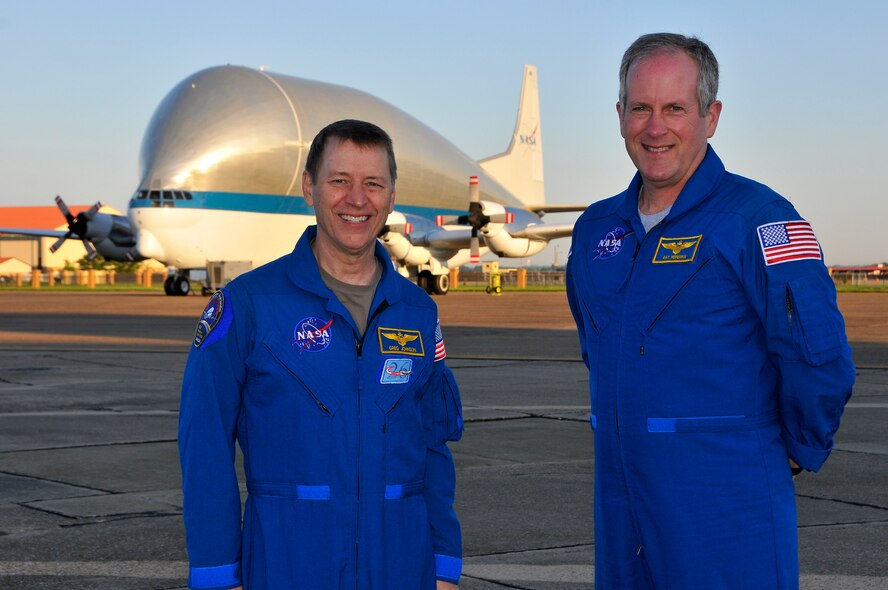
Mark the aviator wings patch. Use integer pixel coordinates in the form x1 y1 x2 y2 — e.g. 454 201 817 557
378 327 424 356
653 235 702 264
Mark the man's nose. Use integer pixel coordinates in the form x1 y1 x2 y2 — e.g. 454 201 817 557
346 183 369 206
645 111 667 136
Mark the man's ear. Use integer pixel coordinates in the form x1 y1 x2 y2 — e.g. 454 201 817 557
705 100 723 138
302 170 314 206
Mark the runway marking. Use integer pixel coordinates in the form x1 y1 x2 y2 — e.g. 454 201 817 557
462 564 886 588
0 331 188 347
845 403 888 409
0 560 187 577
464 563 591 582
1 561 885 589
481 405 589 411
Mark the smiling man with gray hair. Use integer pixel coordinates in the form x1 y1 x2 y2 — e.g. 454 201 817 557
567 33 855 589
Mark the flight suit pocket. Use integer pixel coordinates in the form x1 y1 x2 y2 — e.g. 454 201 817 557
262 341 342 417
786 277 844 366
381 493 435 588
243 491 341 589
379 362 434 484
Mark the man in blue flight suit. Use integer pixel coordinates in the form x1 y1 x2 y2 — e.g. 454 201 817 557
179 120 463 589
566 33 855 589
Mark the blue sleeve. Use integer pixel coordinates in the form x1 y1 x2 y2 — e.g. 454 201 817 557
566 234 590 371
178 287 250 589
422 358 463 584
744 204 855 472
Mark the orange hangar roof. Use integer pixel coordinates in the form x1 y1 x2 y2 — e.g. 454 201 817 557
0 205 121 230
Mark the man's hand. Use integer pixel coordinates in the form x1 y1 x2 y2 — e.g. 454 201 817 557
789 458 802 476
437 581 458 590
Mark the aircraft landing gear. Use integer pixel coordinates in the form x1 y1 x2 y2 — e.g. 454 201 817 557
164 274 191 296
417 271 449 295
432 272 449 295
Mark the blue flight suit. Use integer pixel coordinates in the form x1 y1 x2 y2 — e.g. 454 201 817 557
566 147 854 589
179 226 463 589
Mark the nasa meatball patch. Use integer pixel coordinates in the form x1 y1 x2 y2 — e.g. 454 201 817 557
293 316 334 353
193 291 228 348
593 226 634 260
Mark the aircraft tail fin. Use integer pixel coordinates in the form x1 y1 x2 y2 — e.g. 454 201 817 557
479 65 545 208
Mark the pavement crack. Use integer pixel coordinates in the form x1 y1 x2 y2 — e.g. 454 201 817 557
796 493 888 512
0 469 116 494
460 575 535 589
798 518 888 529
58 512 182 528
464 414 534 424
466 542 593 558
0 376 34 386
0 438 178 455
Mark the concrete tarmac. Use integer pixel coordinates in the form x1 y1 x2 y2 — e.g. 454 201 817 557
0 291 885 589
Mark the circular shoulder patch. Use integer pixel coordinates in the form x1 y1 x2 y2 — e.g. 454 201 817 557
193 291 225 348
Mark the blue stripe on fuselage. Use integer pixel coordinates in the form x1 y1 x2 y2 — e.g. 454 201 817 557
129 191 466 218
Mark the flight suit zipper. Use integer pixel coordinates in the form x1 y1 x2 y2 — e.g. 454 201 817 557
354 333 363 590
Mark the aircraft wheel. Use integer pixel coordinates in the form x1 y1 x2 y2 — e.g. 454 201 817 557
172 275 191 296
163 276 175 295
432 273 449 295
417 272 431 293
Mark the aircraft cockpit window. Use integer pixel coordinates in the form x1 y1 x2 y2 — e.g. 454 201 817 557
173 191 184 200
184 191 193 200
149 191 161 200
162 190 173 201
138 190 149 199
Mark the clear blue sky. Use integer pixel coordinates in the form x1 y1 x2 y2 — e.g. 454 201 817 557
1 0 885 265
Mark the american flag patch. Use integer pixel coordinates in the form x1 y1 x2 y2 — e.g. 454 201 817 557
757 220 822 266
434 320 446 362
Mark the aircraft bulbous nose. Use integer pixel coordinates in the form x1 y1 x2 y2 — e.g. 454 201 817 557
136 229 167 262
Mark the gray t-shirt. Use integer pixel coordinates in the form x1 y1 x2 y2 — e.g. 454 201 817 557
318 260 382 337
639 205 672 234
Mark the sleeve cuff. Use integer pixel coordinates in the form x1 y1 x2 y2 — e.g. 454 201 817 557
435 553 462 583
781 430 831 472
189 561 241 589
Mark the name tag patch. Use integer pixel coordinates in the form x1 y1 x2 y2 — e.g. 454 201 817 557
653 235 702 264
378 327 424 356
380 358 413 384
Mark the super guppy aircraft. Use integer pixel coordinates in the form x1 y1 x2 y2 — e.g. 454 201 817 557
2 64 579 295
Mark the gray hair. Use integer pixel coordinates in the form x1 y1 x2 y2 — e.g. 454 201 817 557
619 33 719 116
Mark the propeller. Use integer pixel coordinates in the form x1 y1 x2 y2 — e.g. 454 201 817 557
436 176 513 263
49 196 102 259
378 222 413 237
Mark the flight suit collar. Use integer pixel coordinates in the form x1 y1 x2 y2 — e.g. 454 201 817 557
287 226 403 317
616 145 727 226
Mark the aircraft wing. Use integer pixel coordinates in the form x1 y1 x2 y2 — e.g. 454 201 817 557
511 223 575 240
528 204 589 216
0 227 67 238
